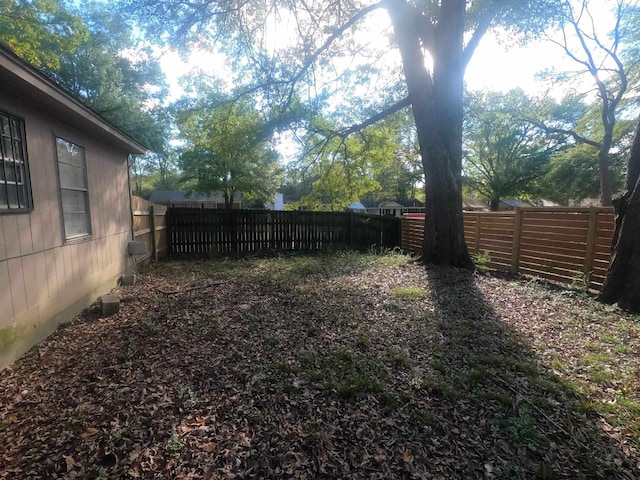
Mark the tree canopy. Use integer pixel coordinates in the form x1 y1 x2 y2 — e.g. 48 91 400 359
541 0 640 205
176 94 282 208
0 0 87 69
462 89 553 210
119 0 565 266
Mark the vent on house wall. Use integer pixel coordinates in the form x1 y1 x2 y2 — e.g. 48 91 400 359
127 241 147 255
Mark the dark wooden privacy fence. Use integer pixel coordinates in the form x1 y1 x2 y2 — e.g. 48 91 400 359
167 208 401 256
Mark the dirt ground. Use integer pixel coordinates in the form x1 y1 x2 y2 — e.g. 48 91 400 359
1 252 639 479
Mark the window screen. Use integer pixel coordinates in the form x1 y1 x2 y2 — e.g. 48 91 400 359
56 138 91 239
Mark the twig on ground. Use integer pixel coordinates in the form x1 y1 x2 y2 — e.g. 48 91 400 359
158 281 224 295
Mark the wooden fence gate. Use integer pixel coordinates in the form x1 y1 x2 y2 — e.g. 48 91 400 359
167 209 401 256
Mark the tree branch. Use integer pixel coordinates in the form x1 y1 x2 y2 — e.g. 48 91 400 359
530 119 601 149
335 97 411 138
285 2 385 106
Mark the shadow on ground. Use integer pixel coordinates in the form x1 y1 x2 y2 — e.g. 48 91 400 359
423 265 639 478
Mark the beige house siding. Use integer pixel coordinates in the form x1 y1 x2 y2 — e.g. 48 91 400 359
0 88 135 368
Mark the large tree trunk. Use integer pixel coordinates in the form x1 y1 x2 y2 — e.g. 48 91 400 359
598 119 640 312
387 0 473 268
598 131 613 206
490 195 500 212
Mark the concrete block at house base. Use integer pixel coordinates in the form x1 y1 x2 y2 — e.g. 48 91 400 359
101 294 120 317
120 274 137 286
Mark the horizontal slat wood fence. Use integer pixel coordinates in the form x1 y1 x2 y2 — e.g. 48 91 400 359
167 208 401 256
131 196 168 263
402 207 615 291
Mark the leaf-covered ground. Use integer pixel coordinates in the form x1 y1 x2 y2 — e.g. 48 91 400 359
2 252 640 479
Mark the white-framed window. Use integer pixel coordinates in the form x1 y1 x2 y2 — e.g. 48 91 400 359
55 137 91 239
0 110 32 211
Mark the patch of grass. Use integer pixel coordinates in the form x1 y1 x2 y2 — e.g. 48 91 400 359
274 361 299 375
551 357 567 372
420 376 456 400
503 412 539 449
177 386 198 409
466 368 491 387
416 409 440 427
617 398 640 414
600 333 619 344
117 339 137 363
614 344 631 354
582 353 611 365
299 348 391 401
480 391 514 410
384 301 403 312
471 250 491 271
336 309 365 328
356 330 371 351
584 341 598 351
264 334 280 347
431 357 447 373
142 318 158 334
470 354 539 378
562 332 579 340
334 375 384 399
391 287 425 299
298 351 318 369
589 369 614 384
167 425 185 452
371 248 414 268
389 345 410 369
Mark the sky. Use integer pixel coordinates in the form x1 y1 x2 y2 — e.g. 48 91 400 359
159 0 620 102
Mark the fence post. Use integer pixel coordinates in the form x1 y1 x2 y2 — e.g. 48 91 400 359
149 205 157 262
166 208 172 255
510 207 523 274
348 211 354 247
474 215 481 254
231 210 238 258
583 207 598 276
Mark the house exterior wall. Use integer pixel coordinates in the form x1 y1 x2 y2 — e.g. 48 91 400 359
0 91 133 368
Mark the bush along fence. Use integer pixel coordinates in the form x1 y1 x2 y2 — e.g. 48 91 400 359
402 207 614 291
131 196 168 263
167 208 401 257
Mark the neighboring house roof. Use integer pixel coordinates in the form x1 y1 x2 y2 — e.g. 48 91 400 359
360 198 379 208
378 201 404 208
149 190 242 204
0 44 146 155
572 198 601 207
462 197 489 210
501 199 534 208
530 198 560 207
400 198 424 208
348 202 366 210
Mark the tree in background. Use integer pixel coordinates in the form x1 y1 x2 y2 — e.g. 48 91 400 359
121 0 565 268
462 89 553 210
47 2 169 153
373 111 423 202
2 0 171 190
541 0 639 206
177 95 282 208
0 0 87 69
294 116 400 210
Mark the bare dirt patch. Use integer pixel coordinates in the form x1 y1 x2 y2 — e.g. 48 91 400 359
1 252 639 479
